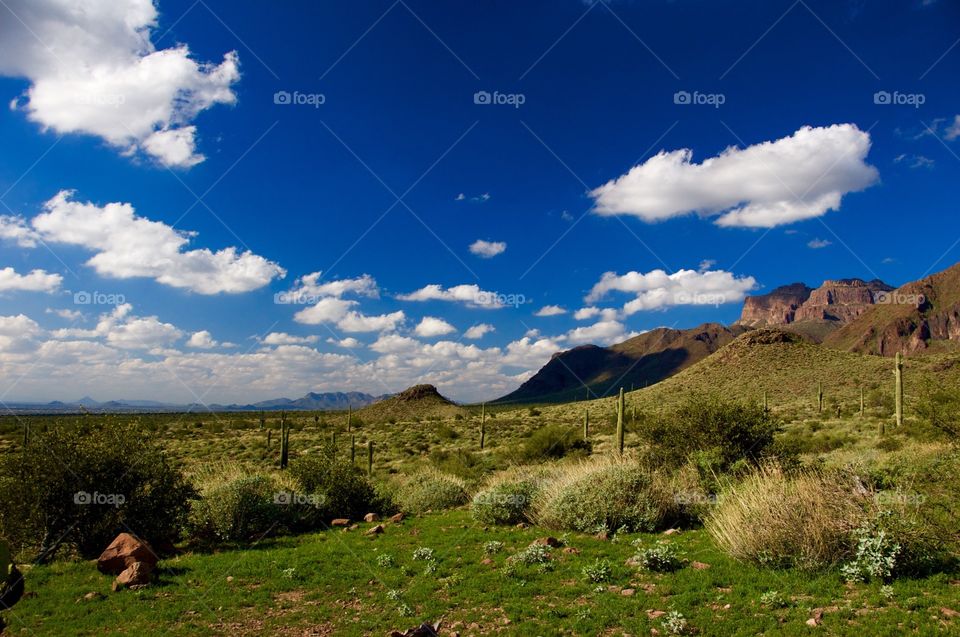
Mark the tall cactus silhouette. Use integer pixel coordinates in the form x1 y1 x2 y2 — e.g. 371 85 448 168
616 387 625 454
367 440 374 476
350 434 356 463
583 407 589 441
479 403 486 450
817 382 824 413
279 412 290 469
347 406 352 432
895 352 904 427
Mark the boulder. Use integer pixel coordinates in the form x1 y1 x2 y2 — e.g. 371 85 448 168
531 537 562 548
365 524 384 536
111 561 152 591
388 513 405 524
97 533 157 575
364 513 380 523
330 518 350 527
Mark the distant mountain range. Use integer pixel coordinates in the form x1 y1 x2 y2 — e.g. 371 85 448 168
2 391 386 415
496 262 960 404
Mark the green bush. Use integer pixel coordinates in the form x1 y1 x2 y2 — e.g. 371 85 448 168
638 394 782 471
534 456 676 533
288 450 380 519
515 425 591 462
187 475 286 542
0 422 194 561
472 480 538 525
396 470 468 514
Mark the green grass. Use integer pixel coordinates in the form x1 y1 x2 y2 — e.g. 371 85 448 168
7 509 957 636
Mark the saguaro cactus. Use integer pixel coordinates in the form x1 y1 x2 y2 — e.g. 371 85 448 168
817 382 824 413
22 423 29 447
350 434 356 463
616 387 625 454
583 408 589 441
279 412 290 469
267 429 272 448
259 411 265 430
479 403 486 450
347 406 352 432
895 352 904 427
762 390 768 413
367 440 374 476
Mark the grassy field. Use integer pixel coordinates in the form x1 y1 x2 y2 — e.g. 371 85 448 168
7 508 958 636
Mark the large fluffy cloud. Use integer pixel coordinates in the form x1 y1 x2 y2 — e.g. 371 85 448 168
590 124 878 228
586 268 757 315
0 0 240 167
18 191 285 294
0 267 62 292
414 316 457 338
397 283 510 309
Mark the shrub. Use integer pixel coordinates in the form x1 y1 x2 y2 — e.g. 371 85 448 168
581 558 612 582
638 394 782 471
472 468 546 525
509 543 551 565
533 455 676 533
0 422 194 561
633 540 684 572
288 450 380 519
515 425 591 463
396 470 469 514
706 465 869 569
187 475 285 542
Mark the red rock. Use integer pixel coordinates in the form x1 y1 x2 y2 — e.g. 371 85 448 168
97 533 157 575
647 610 666 619
691 561 711 570
111 561 152 590
480 558 493 566
365 524 384 536
364 513 380 523
621 588 635 596
389 513 405 524
562 547 581 555
531 537 562 548
941 607 960 619
331 518 350 527
662 528 680 536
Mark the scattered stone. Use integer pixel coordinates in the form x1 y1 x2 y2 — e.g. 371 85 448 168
594 531 609 541
807 608 825 626
331 519 350 527
621 588 636 597
562 547 581 555
480 558 493 566
365 525 385 536
97 533 157 575
647 610 666 620
805 618 819 627
111 561 152 591
662 528 680 536
364 513 380 523
515 522 529 530
941 608 960 619
389 619 441 637
691 561 711 570
346 524 359 532
226 576 234 583
531 537 562 548
624 556 642 567
81 591 104 601
389 513 405 524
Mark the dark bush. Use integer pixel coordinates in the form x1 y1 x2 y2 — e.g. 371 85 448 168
288 448 380 519
0 422 194 561
516 425 591 462
637 394 782 472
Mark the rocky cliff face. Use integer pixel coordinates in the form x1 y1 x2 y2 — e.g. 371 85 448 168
739 279 892 327
794 279 894 323
738 283 813 326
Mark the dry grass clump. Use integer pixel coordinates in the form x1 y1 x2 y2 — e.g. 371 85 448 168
471 465 557 526
532 454 677 533
706 464 869 569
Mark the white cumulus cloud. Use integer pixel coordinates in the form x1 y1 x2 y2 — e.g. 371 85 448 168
0 267 62 292
25 191 284 294
469 239 507 258
586 268 757 315
534 305 566 317
464 323 495 339
263 332 318 346
414 316 456 338
397 283 507 309
590 124 878 228
0 0 240 168
187 330 218 349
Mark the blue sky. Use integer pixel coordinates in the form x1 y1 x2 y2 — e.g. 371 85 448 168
0 0 958 403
